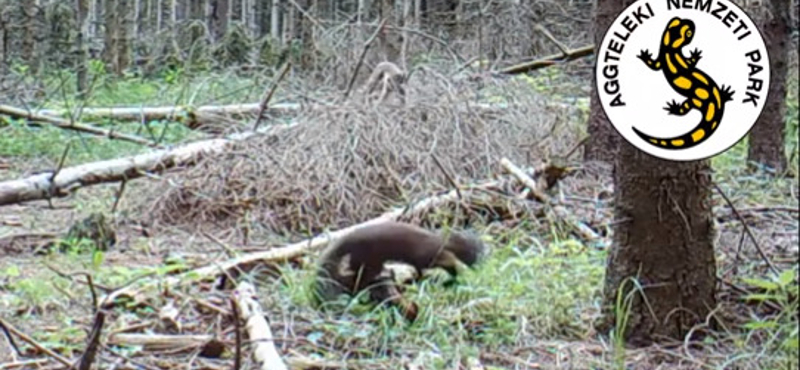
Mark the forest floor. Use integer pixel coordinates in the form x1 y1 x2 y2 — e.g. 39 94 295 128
1 58 798 370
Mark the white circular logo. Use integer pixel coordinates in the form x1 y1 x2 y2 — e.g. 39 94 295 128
596 0 770 161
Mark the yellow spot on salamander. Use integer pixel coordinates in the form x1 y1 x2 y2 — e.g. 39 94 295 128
705 103 716 122
691 129 705 142
674 76 692 89
655 62 661 68
665 54 677 73
661 141 667 146
692 72 708 85
675 53 688 69
692 99 702 107
712 121 718 129
650 139 658 144
663 33 671 46
713 87 721 107
695 88 709 100
669 19 681 28
671 139 685 146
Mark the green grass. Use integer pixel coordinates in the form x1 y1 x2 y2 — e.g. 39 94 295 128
270 222 606 360
0 119 200 166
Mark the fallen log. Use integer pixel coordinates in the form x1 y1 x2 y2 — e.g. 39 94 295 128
34 101 571 124
0 104 160 148
0 124 296 207
233 282 288 370
37 102 304 122
496 44 594 75
97 179 503 309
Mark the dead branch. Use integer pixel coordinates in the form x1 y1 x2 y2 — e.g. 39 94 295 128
98 179 502 309
36 103 305 122
500 158 550 203
712 181 780 276
496 44 594 75
500 157 599 241
533 24 569 57
0 104 161 148
232 282 288 370
76 311 105 370
0 318 73 367
253 63 292 131
107 333 213 351
0 124 296 207
343 18 388 100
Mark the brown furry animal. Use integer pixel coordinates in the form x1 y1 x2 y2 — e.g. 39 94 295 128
311 221 488 321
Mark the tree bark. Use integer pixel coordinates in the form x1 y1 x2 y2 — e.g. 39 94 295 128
584 0 629 163
116 0 133 75
271 0 282 43
76 0 90 99
600 141 718 346
102 0 117 72
210 0 230 41
747 0 789 173
22 1 37 73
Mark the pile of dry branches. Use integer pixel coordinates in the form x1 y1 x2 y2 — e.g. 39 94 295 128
135 76 582 240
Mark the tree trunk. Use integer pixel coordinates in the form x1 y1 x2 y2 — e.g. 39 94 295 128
297 0 314 69
22 0 37 73
102 0 117 72
210 0 230 41
747 0 789 174
584 0 628 163
271 0 281 43
76 0 90 99
600 141 718 346
116 0 133 75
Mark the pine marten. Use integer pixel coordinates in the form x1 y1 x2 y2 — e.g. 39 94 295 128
311 221 488 321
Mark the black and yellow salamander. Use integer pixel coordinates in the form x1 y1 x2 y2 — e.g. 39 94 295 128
635 17 735 150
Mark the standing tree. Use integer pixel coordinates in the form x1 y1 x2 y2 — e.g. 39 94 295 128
600 141 718 345
747 0 790 174
76 0 90 98
584 0 630 163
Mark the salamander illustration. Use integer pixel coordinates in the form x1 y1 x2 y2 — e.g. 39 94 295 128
634 17 735 150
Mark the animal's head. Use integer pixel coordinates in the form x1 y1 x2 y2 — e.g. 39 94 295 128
663 17 696 49
445 230 489 267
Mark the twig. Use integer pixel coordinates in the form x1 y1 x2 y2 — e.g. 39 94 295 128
201 231 239 258
563 136 589 160
712 182 780 276
0 359 49 369
76 311 105 370
496 44 594 75
47 143 72 208
343 18 387 100
253 63 291 131
534 24 569 57
101 344 161 370
430 154 462 200
44 265 113 293
0 319 22 358
231 298 242 370
0 318 73 367
0 104 162 148
111 180 126 214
